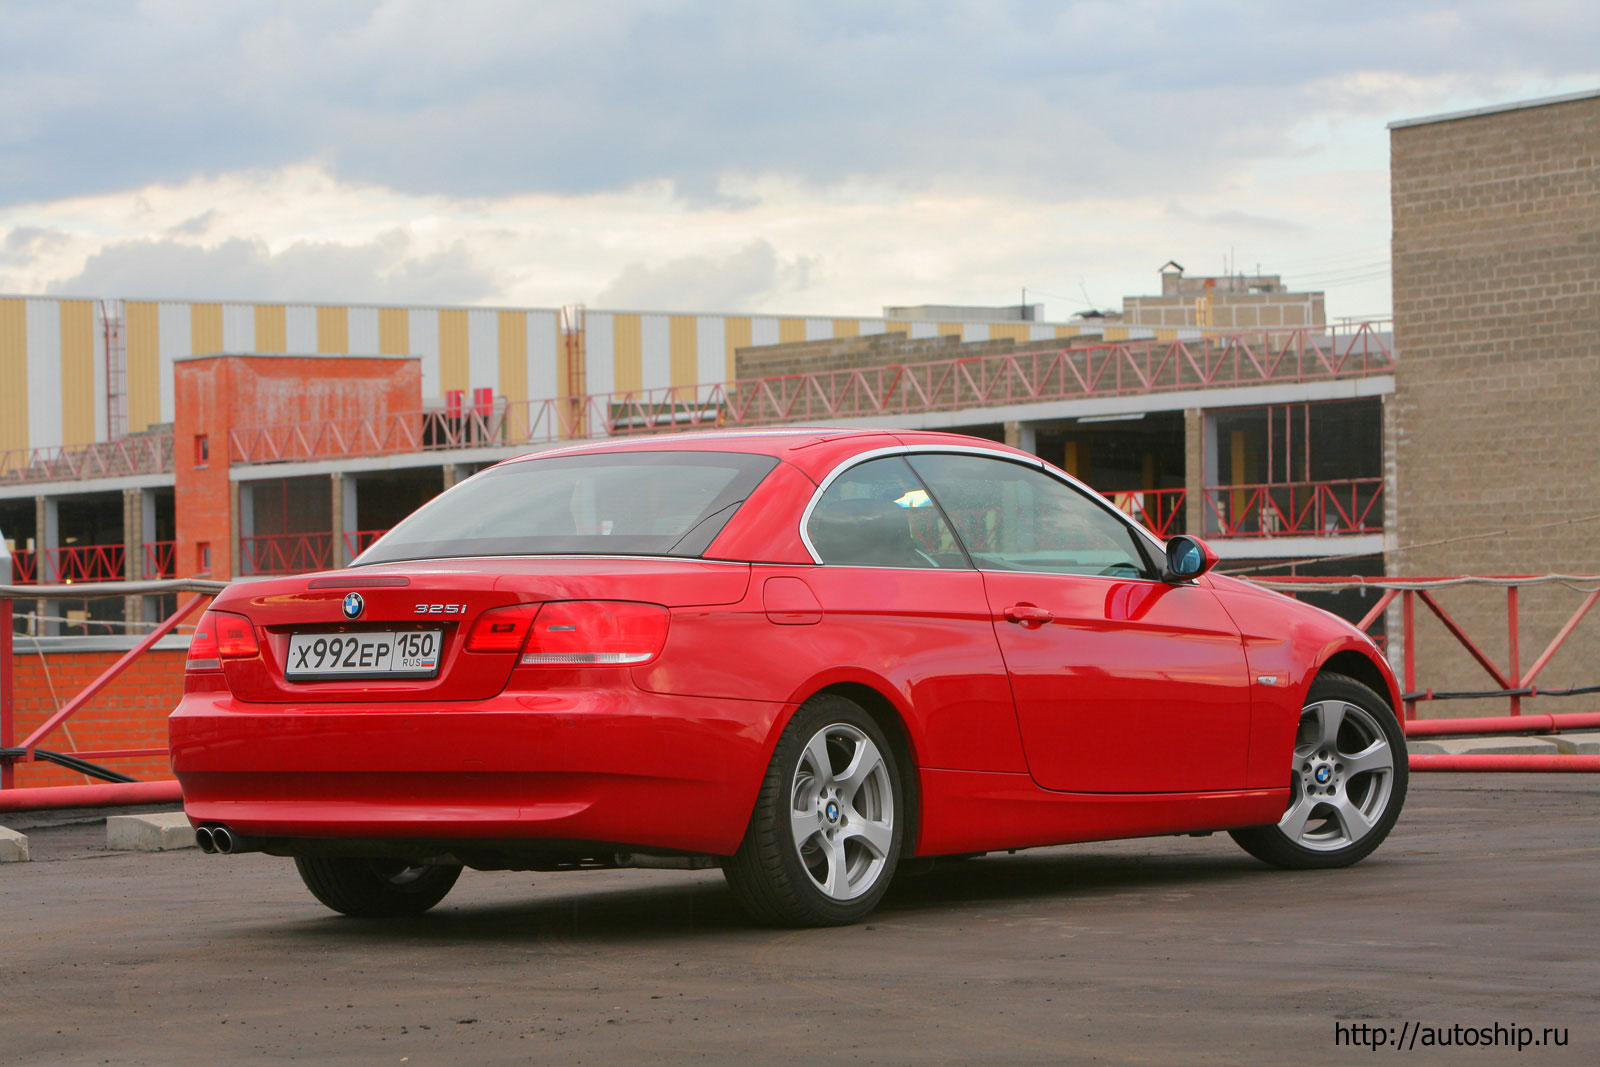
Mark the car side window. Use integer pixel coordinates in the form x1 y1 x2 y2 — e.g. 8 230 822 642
807 457 968 569
907 453 1155 578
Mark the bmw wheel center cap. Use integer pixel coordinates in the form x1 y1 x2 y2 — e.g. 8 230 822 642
1315 766 1332 784
342 592 364 620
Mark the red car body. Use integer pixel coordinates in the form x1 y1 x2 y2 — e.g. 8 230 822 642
171 428 1403 921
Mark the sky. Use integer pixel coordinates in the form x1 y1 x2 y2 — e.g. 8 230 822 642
1 1 1596 323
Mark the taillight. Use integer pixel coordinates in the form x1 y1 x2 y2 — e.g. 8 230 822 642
520 601 669 665
187 610 259 671
465 603 541 653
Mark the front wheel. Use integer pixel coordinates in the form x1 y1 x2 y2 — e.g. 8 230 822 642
1230 672 1407 869
294 856 463 917
724 694 905 926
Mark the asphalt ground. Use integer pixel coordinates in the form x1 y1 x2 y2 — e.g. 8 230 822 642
2 775 1596 1065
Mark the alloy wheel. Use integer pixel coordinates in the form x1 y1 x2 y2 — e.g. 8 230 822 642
789 723 896 900
1278 699 1396 851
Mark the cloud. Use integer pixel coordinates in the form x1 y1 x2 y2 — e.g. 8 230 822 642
167 211 217 238
44 231 497 304
1165 203 1307 235
1 225 70 265
0 2 1594 209
595 240 818 311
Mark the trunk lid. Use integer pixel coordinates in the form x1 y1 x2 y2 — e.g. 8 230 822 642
214 557 750 703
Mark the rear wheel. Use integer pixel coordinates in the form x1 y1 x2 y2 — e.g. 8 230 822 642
1230 672 1407 869
724 694 904 926
294 856 462 917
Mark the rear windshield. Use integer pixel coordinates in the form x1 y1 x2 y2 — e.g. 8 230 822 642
355 451 779 564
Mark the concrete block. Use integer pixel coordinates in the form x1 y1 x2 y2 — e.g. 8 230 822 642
106 811 196 852
1406 739 1449 755
1420 736 1564 757
1549 731 1600 755
0 825 29 862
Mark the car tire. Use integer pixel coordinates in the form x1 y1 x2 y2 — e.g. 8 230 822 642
724 694 905 927
1230 672 1408 869
294 857 463 917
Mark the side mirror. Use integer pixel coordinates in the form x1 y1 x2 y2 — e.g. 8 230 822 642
1164 535 1218 582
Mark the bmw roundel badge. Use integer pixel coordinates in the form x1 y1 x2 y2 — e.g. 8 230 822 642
342 592 364 620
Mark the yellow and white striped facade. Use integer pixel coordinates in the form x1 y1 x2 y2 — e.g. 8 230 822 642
0 295 1135 455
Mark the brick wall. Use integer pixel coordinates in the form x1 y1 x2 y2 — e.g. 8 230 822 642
1390 93 1600 711
4 648 185 788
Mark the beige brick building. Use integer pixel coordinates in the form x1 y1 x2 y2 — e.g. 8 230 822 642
1390 90 1600 708
1123 264 1326 331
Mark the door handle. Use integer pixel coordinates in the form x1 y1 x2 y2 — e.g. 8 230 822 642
1003 604 1054 625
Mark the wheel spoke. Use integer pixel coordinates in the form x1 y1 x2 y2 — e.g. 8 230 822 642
1343 740 1393 777
1331 795 1375 842
842 817 893 859
821 836 849 897
1278 792 1318 841
791 806 823 850
835 737 884 803
803 733 834 788
1313 701 1346 752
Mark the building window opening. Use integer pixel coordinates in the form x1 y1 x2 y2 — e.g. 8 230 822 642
1206 399 1383 538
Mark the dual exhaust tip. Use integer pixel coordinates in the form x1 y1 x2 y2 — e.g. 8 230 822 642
194 824 247 855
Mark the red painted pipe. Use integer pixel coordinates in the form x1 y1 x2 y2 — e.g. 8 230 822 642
1405 712 1600 738
1409 754 1600 772
0 779 182 812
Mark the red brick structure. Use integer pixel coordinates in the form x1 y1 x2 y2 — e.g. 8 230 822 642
174 354 421 581
5 647 186 788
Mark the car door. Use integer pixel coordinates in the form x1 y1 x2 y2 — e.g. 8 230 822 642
798 455 1027 774
906 452 1253 794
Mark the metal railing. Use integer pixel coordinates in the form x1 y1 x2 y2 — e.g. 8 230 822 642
343 529 389 558
226 321 1395 465
1107 488 1187 539
2 576 226 805
1256 575 1600 771
239 532 335 576
1204 478 1383 538
4 543 130 584
5 542 177 585
144 540 176 579
0 433 175 486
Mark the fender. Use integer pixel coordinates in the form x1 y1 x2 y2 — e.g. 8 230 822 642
1205 576 1397 788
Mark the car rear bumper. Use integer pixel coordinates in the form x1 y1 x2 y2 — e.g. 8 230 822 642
170 687 789 856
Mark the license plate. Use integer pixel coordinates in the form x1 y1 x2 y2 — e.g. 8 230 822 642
285 630 442 680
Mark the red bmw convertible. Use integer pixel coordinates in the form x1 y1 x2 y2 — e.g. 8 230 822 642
171 428 1407 926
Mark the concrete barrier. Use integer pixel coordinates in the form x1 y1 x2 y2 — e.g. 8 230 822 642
0 825 29 862
105 811 196 852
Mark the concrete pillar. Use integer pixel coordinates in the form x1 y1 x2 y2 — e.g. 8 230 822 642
1005 421 1038 456
232 482 250 577
140 488 158 624
35 495 58 636
123 489 144 581
1183 408 1204 540
443 464 461 491
330 472 345 567
330 472 361 567
345 473 360 562
122 487 144 625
